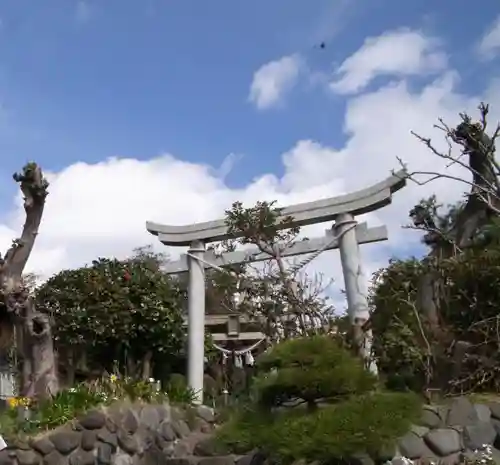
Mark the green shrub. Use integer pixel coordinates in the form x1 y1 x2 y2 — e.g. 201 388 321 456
165 373 196 404
167 373 187 389
0 386 105 437
370 258 429 392
0 375 169 437
216 392 421 463
215 404 275 454
254 335 377 409
36 250 185 380
371 245 500 394
86 375 167 403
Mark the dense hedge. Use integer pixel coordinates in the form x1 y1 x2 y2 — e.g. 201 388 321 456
215 335 420 464
255 335 377 409
216 391 420 463
370 244 500 394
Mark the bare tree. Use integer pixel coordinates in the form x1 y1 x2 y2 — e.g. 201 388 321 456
223 200 335 342
400 103 500 252
395 103 500 391
0 163 58 399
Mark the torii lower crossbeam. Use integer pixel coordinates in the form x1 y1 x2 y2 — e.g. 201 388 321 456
146 171 407 404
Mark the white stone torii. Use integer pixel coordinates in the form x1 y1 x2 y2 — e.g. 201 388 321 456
146 170 407 404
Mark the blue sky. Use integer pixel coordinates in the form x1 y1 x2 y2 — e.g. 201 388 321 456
0 0 498 300
0 0 497 189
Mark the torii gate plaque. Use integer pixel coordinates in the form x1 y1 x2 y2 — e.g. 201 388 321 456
146 171 406 404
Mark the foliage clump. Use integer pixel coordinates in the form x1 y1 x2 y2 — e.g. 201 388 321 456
0 374 194 438
371 242 500 394
216 392 421 464
255 335 377 409
215 336 419 464
35 247 185 381
165 373 198 404
370 258 428 392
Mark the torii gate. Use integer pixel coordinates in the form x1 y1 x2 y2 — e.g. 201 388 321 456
146 170 407 404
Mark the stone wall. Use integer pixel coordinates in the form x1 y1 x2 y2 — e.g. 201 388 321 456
230 396 500 465
0 402 231 465
3 397 500 465
391 397 500 464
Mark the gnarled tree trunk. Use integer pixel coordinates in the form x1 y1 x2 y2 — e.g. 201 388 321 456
0 163 58 400
23 300 58 398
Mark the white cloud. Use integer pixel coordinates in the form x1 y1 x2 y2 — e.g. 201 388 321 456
477 15 500 60
0 27 497 314
248 54 303 110
330 28 448 95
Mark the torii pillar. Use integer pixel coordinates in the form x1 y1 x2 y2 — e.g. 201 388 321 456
335 212 376 372
146 170 407 403
186 240 206 402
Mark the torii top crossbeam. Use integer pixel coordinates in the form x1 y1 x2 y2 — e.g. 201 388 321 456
146 170 407 246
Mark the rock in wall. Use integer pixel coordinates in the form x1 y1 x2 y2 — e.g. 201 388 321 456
392 397 500 464
0 401 232 465
232 397 500 465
